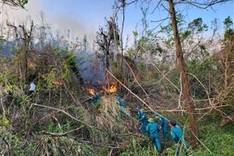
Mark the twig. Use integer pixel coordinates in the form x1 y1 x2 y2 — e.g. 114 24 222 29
152 64 180 92
79 139 128 149
123 58 148 96
108 149 113 156
188 73 230 120
178 72 183 109
162 105 230 113
0 96 6 119
33 103 94 129
152 64 182 109
188 73 213 107
40 126 84 136
2 137 11 155
63 83 82 106
191 131 213 155
81 97 93 103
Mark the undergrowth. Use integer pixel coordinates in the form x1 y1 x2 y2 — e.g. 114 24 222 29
119 117 234 156
190 119 234 156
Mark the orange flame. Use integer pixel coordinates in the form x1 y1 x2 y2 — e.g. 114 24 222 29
104 84 117 93
28 61 36 68
52 79 63 86
88 88 95 96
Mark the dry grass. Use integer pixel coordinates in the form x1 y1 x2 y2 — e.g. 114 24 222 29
95 95 131 132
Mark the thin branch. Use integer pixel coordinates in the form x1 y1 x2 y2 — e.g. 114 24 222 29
162 104 230 113
188 73 230 120
1 0 25 8
178 72 183 109
178 0 232 9
191 130 213 154
123 59 148 96
40 126 84 136
33 103 135 137
152 64 180 92
2 137 11 155
151 64 182 109
33 103 94 129
106 68 169 121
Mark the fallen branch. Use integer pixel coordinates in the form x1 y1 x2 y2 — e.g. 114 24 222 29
33 103 133 137
152 64 180 92
162 105 230 113
33 103 94 129
63 83 82 106
79 139 129 149
106 69 168 120
123 59 148 96
81 97 93 104
40 126 84 136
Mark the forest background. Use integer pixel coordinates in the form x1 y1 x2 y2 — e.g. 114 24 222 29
0 0 233 155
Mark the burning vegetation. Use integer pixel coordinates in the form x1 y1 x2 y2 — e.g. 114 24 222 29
104 84 117 93
87 88 95 96
87 83 118 96
1 2 233 155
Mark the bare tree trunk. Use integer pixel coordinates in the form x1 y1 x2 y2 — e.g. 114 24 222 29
19 21 34 83
168 0 199 146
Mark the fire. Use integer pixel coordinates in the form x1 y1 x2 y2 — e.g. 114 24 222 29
104 84 117 93
88 88 95 96
52 79 63 86
28 61 36 68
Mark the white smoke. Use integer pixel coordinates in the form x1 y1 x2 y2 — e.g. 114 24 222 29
0 0 106 40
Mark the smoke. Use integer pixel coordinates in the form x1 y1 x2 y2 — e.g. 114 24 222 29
1 0 43 23
53 15 94 39
0 0 98 39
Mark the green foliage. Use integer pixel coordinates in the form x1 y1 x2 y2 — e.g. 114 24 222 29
180 30 191 40
191 120 234 156
132 31 138 37
46 119 74 133
35 135 90 155
188 18 208 33
0 0 28 7
0 35 5 48
110 61 122 80
120 137 157 156
119 119 234 156
0 131 35 155
43 67 57 88
160 13 185 36
223 16 233 29
20 0 28 5
139 62 147 72
132 30 163 58
187 59 215 73
223 17 234 41
0 74 4 84
187 59 218 98
0 3 233 156
160 24 173 35
47 122 63 133
180 17 208 41
62 53 77 80
0 117 10 126
224 28 234 41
